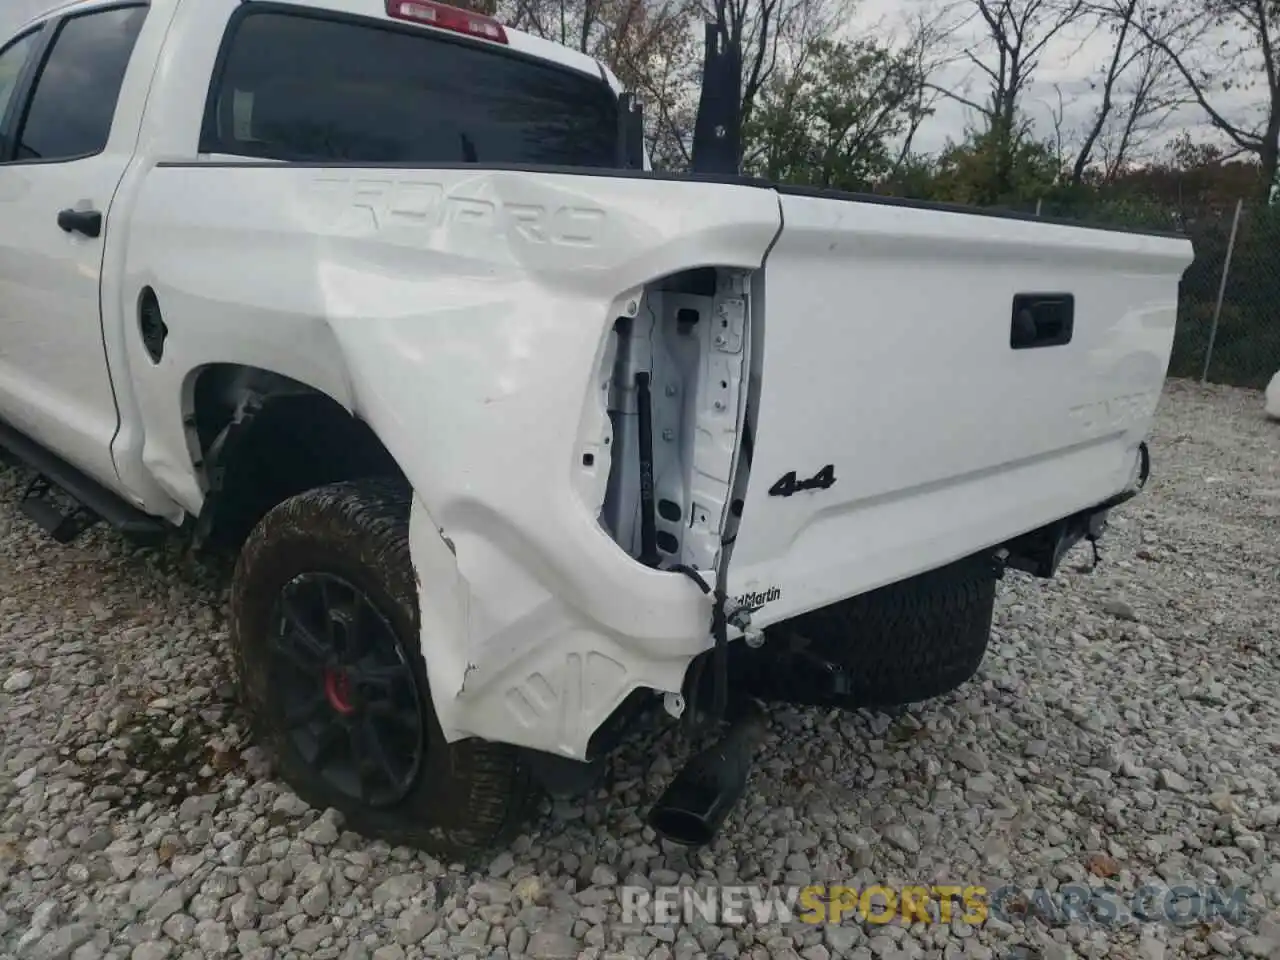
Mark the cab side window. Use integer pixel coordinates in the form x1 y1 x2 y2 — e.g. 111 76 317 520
12 6 147 163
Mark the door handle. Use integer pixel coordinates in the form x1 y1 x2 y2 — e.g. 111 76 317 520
1011 293 1074 349
57 208 103 238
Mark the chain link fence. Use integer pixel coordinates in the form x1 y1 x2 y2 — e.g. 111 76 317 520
1012 196 1280 389
1168 202 1280 388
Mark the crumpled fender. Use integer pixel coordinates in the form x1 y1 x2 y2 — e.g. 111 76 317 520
318 170 782 756
120 163 781 757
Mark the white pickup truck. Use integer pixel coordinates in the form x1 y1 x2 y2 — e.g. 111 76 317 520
0 0 1191 856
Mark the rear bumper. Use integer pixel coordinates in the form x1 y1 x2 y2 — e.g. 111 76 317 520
411 441 1152 761
1004 442 1149 578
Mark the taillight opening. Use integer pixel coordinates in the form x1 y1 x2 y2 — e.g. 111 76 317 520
385 0 508 44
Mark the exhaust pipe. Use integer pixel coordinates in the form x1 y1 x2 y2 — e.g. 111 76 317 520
648 705 767 847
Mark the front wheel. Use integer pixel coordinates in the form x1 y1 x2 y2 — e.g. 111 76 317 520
230 479 537 858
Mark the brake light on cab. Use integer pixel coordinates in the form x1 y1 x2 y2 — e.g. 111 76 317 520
385 0 508 43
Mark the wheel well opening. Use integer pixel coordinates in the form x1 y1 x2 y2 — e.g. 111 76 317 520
191 365 403 550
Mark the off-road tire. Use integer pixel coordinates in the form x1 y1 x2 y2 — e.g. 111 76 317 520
230 479 537 859
787 554 1000 707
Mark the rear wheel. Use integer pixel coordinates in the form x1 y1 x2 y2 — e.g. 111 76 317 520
784 554 1000 708
230 479 537 859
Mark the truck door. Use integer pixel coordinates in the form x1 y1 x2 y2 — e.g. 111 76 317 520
0 5 148 491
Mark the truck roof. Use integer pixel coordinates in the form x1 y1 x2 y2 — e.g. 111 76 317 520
19 0 617 88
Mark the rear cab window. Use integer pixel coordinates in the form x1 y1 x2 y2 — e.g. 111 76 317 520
202 7 620 167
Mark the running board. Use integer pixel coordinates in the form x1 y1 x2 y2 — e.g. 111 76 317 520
0 418 167 543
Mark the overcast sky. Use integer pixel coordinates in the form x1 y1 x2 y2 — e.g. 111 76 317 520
2 0 53 35
854 0 1253 157
1 0 1257 160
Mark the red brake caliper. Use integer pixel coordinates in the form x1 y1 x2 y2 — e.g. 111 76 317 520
324 668 355 715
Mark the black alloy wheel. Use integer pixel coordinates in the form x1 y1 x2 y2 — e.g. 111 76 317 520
231 479 539 859
270 571 425 808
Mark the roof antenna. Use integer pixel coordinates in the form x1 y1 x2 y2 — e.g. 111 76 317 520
690 11 741 176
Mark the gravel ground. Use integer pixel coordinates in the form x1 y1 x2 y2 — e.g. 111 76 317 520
2 379 1278 960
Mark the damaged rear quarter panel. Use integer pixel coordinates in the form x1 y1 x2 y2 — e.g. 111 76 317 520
121 165 781 755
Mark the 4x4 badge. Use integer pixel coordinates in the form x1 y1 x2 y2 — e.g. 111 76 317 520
768 464 836 497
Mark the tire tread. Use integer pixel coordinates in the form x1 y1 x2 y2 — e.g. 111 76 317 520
231 479 538 860
790 554 998 707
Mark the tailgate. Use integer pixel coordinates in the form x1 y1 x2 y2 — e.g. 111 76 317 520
727 192 1193 626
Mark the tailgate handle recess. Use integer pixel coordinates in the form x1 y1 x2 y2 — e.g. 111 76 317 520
1011 293 1074 349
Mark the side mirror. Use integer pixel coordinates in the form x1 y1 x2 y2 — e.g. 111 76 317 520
617 92 645 170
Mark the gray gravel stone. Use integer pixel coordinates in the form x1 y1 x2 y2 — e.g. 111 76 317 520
128 878 171 911
177 794 218 823
236 931 262 955
301 816 340 846
589 864 618 886
881 824 920 853
527 930 580 958
2 384 1279 960
824 927 859 953
950 746 988 772
271 792 310 816
194 920 230 957
372 874 422 905
395 910 437 945
508 927 529 955
1205 933 1232 955
1158 769 1193 793
144 888 186 924
301 881 331 917
1238 936 1276 958
27 924 94 960
291 924 334 952
487 851 515 878
160 916 195 945
1102 598 1138 621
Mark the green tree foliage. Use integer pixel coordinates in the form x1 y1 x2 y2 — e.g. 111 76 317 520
919 127 1061 205
743 38 926 190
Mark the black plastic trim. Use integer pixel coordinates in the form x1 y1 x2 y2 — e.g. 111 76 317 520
773 183 1183 240
0 416 168 537
199 1 618 160
0 26 50 163
156 158 770 186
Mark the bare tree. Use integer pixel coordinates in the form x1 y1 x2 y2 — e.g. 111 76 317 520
637 30 703 168
1095 36 1181 177
1135 0 1279 199
888 5 955 175
931 0 1087 197
1068 0 1178 183
500 0 699 73
1049 82 1069 167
